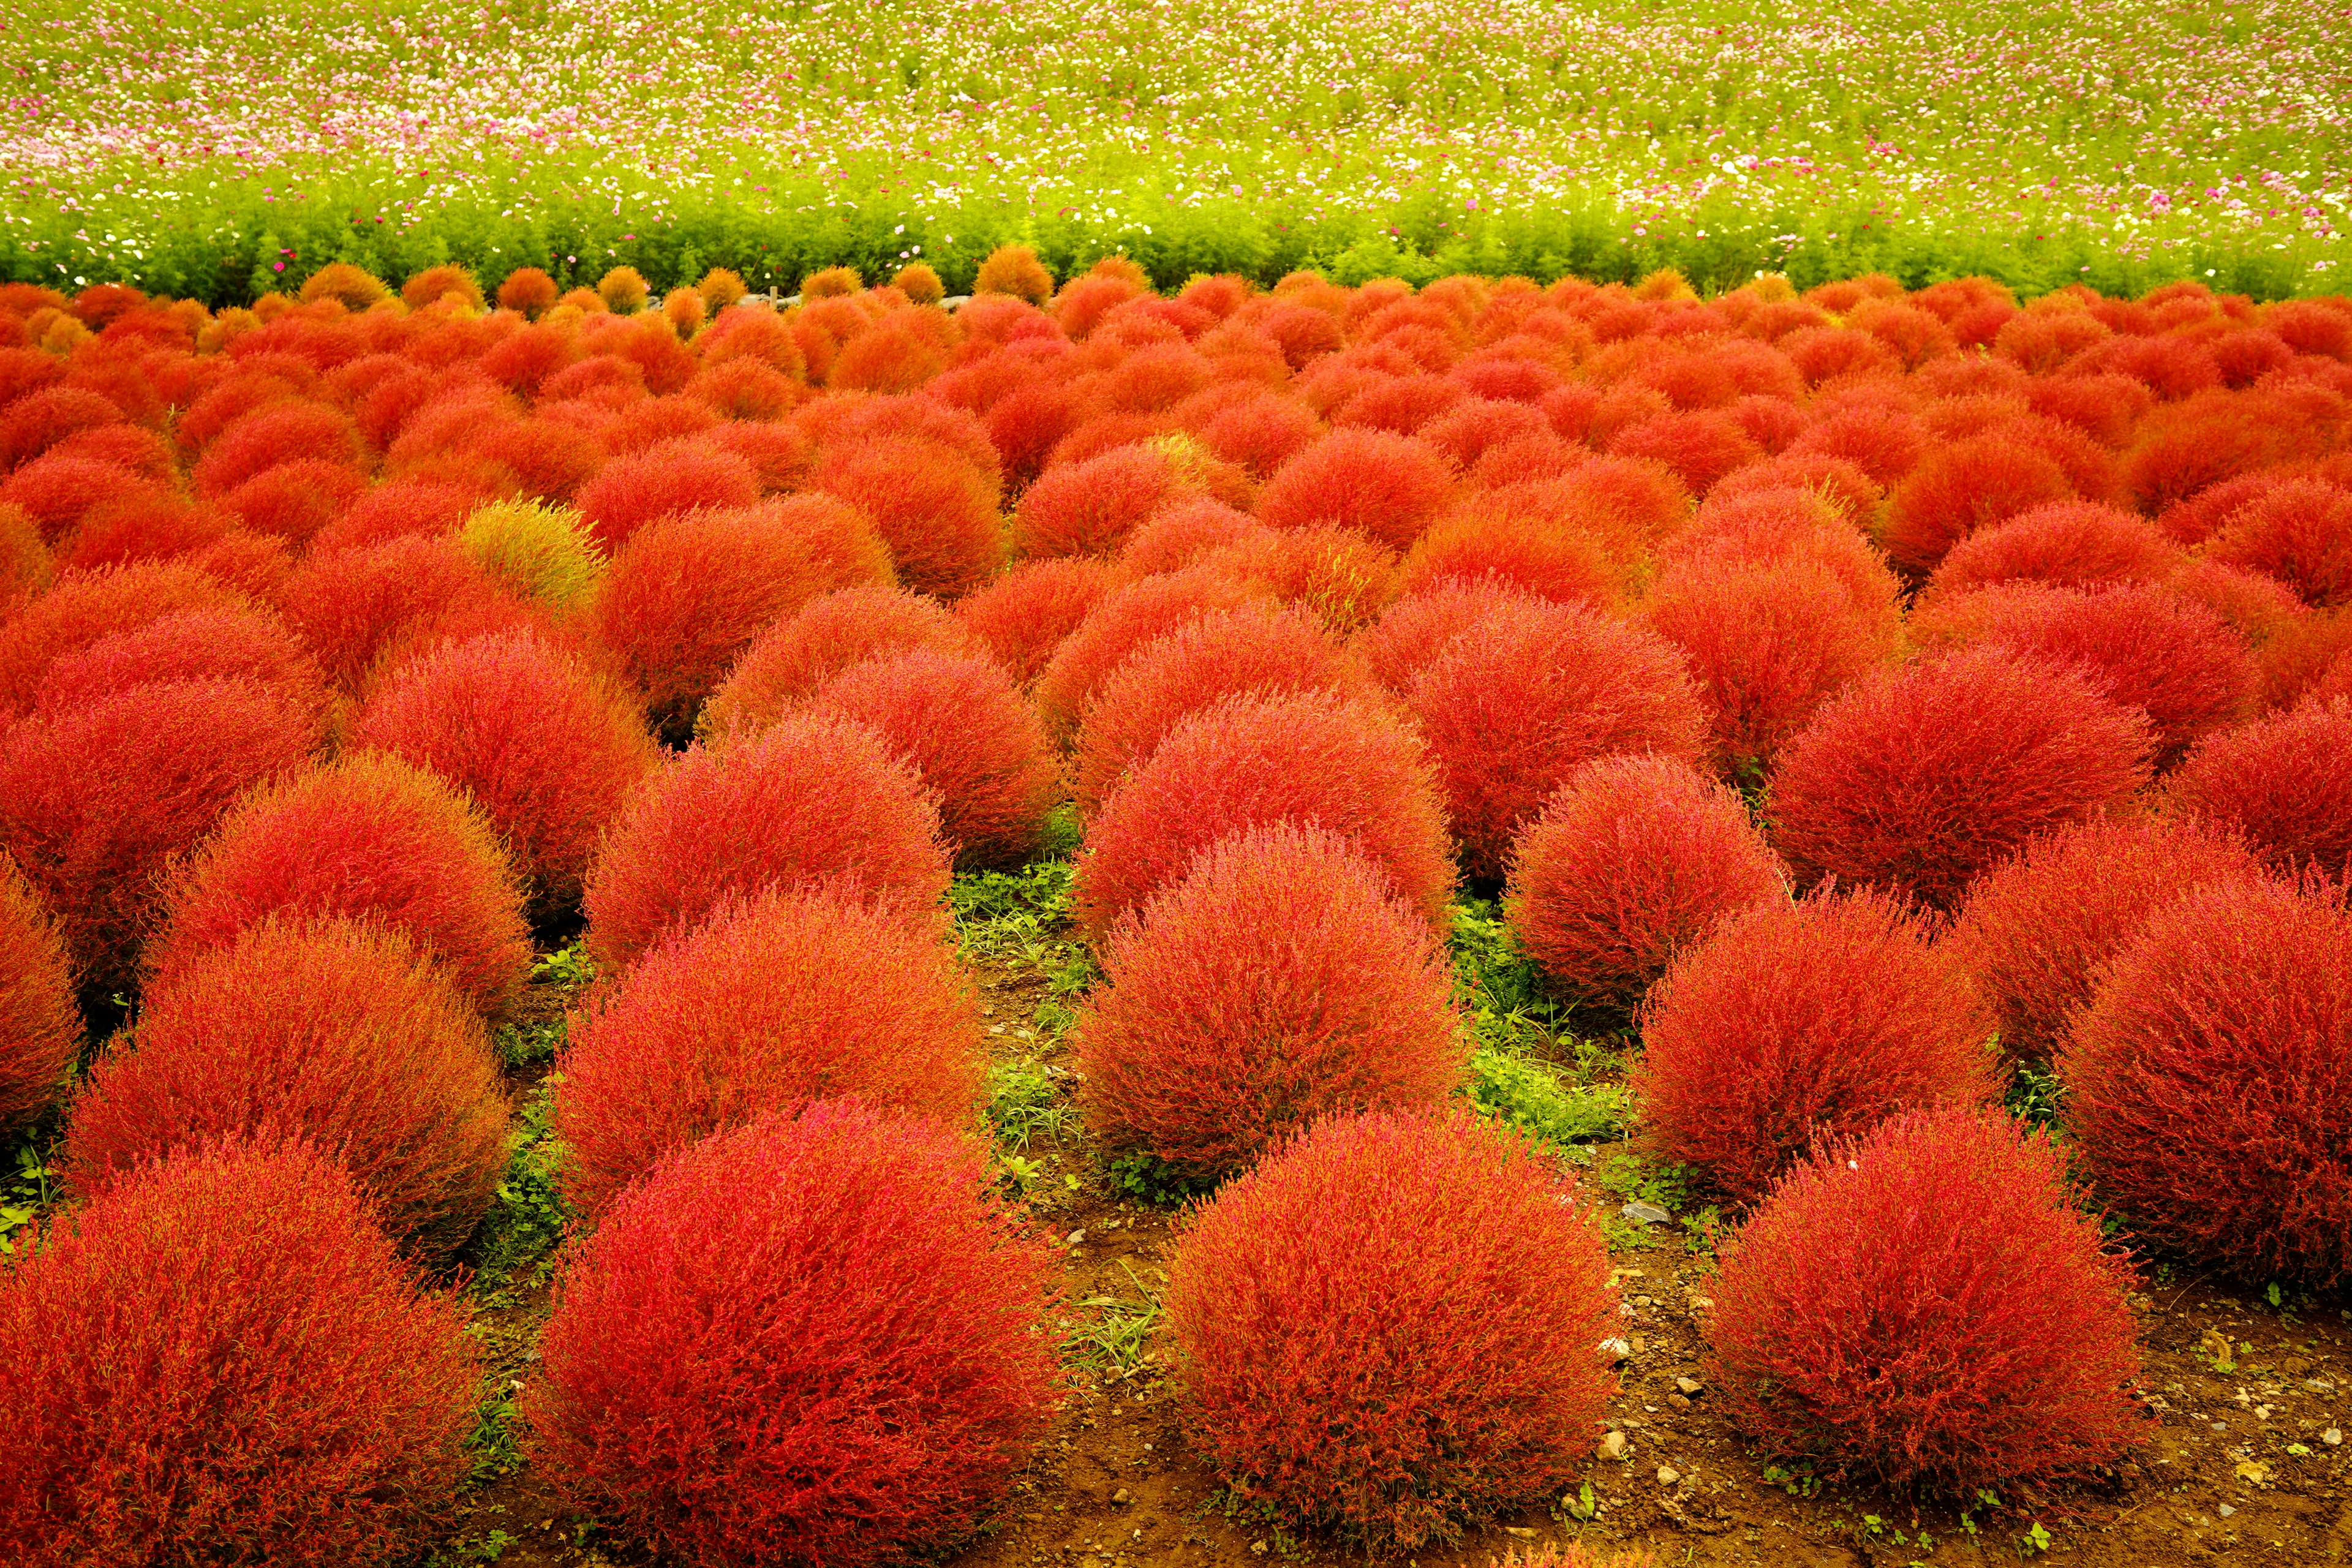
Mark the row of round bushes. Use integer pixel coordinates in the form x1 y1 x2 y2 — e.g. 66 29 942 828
0 251 2347 1563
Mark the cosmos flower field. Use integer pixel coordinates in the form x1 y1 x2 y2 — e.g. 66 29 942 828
4 0 2348 303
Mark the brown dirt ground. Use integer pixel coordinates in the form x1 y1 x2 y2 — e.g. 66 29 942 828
437 942 2350 1568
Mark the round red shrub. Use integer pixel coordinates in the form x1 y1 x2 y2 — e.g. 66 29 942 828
312 474 480 553
1074 690 1453 940
1032 563 1262 741
954 557 1125 686
277 533 516 691
2060 876 2352 1284
575 439 760 551
0 1139 478 1568
701 583 979 735
557 886 981 1217
809 435 1006 599
1505 755 1788 1012
0 677 320 985
66 919 507 1259
0 386 123 473
1632 888 1998 1206
1078 824 1464 1176
1607 407 1765 494
30 603 333 736
1880 435 2077 576
1200 524 1401 634
1072 601 1373 813
1398 502 1624 608
1254 428 1454 549
1013 443 1187 558
1770 647 2155 908
583 711 951 970
148 751 532 1019
1705 1107 2143 1490
2201 476 2352 607
2165 698 2352 878
220 458 366 545
1166 1107 1618 1550
0 859 77 1137
0 453 157 542
190 401 362 498
1924 501 2184 597
1946 815 2269 1065
1352 578 1534 692
354 630 661 914
802 647 1062 869
1405 597 1706 878
526 1102 1058 1568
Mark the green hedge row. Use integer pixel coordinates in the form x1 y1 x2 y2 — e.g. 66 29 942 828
2 178 2324 307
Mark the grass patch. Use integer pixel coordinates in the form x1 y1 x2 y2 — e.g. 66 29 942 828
469 1079 567 1302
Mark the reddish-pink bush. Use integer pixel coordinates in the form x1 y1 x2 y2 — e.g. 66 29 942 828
584 712 951 969
1165 1108 1618 1550
575 439 760 550
556 887 983 1218
801 648 1061 869
0 677 320 984
1396 503 1623 608
700 583 980 734
1880 436 2076 576
0 1139 478 1568
1076 690 1453 939
1506 755 1788 1011
809 435 1006 598
148 751 532 1018
1012 443 1187 557
1032 562 1263 740
1404 597 1706 876
0 860 77 1137
1706 1107 2143 1489
1770 647 2155 908
1924 501 2184 597
1946 815 2269 1064
953 557 1125 685
189 401 363 497
0 559 260 717
2201 476 2352 607
276 534 518 690
1351 579 1531 691
1632 889 1999 1206
1254 428 1454 549
2060 876 2352 1284
66 919 507 1259
354 630 662 914
1077 824 1463 1175
2165 697 2352 878
526 1102 1058 1568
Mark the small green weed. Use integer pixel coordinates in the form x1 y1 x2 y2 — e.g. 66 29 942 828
986 1057 1071 1152
0 1136 59 1259
461 1378 525 1488
951 860 1076 957
1062 1261 1161 1376
1107 1149 1219 1207
2005 1058 2065 1126
1466 1046 1628 1147
470 1079 567 1299
1763 1462 1821 1499
1449 897 1565 1052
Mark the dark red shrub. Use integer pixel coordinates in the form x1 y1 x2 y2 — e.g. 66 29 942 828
701 584 980 735
1352 579 1535 692
1254 428 1454 549
2060 876 2352 1284
1632 889 1998 1206
1706 1107 2142 1489
2165 698 2352 878
801 648 1061 869
1012 443 1187 559
1770 647 2155 908
220 458 366 545
584 711 951 970
0 859 77 1137
1925 501 2184 597
1946 815 2268 1065
148 750 531 1017
953 557 1125 685
1165 1107 1617 1550
1032 562 1262 741
556 886 983 1217
66 919 507 1259
2202 476 2352 607
1879 435 2076 576
527 1102 1057 1568
0 453 157 542
31 604 332 735
1397 502 1623 608
1072 602 1374 813
189 401 362 497
1079 824 1461 1176
0 385 123 473
809 435 1005 598
1404 597 1706 877
1074 690 1453 940
1607 407 1765 494
0 677 320 984
0 1137 477 1568
277 533 516 690
575 439 760 551
355 630 660 914
1506 755 1787 1011
311 473 479 554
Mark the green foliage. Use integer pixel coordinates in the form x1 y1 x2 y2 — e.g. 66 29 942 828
492 943 592 1069
952 859 1076 959
469 1079 567 1299
1449 897 1563 1054
1062 1286 1162 1376
1465 1047 1628 1147
458 500 605 619
2005 1059 2066 1127
986 1057 1071 1152
1107 1149 1219 1207
0 1137 57 1259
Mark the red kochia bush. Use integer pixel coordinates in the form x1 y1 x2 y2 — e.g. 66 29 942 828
2060 877 2352 1284
0 1140 478 1568
189 401 363 497
584 712 951 970
65 919 508 1260
1705 1107 2143 1490
700 584 981 735
954 556 1125 685
0 559 258 717
802 648 1062 869
1031 562 1262 741
1505 756 1787 1011
1632 889 1998 1207
1077 825 1464 1176
2165 698 2352 878
1405 598 1707 877
0 678 320 985
557 887 982 1217
354 630 662 914
575 440 760 550
1254 428 1455 549
148 752 532 1020
1166 1109 1618 1550
1879 436 2076 576
526 1103 1058 1568
0 860 77 1137
1072 601 1374 812
1012 443 1186 557
1075 691 1454 940
1924 501 2184 597
1945 815 2269 1065
2201 475 2352 607
1770 648 2155 908
809 435 1006 598
276 533 518 691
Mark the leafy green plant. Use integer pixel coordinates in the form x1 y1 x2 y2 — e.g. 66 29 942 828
2005 1060 2065 1126
986 1057 1071 1151
1062 1261 1161 1375
0 1137 57 1259
469 1080 567 1298
1107 1148 1219 1207
1465 1046 1627 1146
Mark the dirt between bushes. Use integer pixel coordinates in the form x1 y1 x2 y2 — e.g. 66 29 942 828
443 958 2351 1568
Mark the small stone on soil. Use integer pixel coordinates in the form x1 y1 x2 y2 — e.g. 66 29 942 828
1657 1466 1681 1485
1598 1431 1630 1461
